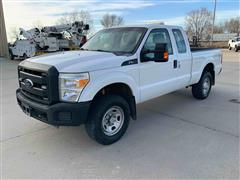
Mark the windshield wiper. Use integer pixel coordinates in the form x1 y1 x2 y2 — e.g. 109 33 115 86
82 49 128 56
80 48 89 51
93 49 130 56
95 49 109 52
91 49 114 53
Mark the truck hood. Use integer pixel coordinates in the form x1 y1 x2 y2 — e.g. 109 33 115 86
27 51 127 72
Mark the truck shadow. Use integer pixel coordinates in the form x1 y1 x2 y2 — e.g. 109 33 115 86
52 88 198 148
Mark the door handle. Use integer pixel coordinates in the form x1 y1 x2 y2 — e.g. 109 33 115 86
173 60 178 69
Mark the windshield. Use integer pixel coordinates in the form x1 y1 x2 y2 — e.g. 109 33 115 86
235 37 240 41
82 27 147 54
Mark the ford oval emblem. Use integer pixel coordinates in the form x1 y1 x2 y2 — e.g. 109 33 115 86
24 79 33 89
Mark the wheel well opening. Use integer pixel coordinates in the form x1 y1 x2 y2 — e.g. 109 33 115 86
203 63 215 85
93 83 132 99
92 83 137 120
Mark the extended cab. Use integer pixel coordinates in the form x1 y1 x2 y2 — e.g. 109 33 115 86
16 25 222 145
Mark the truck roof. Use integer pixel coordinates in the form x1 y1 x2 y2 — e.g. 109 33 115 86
108 24 183 29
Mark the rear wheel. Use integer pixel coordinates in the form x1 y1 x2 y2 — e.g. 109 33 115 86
192 72 212 100
228 45 231 50
85 94 130 145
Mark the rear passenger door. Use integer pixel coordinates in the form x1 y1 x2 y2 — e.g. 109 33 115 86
171 28 192 86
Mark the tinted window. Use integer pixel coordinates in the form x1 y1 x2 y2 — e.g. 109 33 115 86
82 27 147 54
143 29 173 56
172 29 187 53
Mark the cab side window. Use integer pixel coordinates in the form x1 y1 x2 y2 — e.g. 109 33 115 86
141 29 173 61
172 29 187 53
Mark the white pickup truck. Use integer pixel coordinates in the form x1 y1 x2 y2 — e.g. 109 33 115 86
16 24 222 145
228 37 240 52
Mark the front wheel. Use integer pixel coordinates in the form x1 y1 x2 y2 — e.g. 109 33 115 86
234 46 238 52
228 45 231 50
192 72 212 100
23 53 28 60
85 94 130 145
9 51 14 60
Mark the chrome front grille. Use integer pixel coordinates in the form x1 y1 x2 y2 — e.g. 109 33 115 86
18 61 59 105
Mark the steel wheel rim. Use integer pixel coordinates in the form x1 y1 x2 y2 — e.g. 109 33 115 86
102 106 125 136
203 77 210 96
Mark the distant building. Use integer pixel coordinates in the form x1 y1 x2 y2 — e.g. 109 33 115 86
0 0 9 58
212 33 238 41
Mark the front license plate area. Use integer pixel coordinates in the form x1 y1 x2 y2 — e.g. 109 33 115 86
21 103 31 116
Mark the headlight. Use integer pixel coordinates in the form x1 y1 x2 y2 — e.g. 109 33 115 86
59 73 89 102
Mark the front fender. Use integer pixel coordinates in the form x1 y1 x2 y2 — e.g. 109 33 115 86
79 71 139 103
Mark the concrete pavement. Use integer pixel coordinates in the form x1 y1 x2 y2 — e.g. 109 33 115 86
1 50 239 179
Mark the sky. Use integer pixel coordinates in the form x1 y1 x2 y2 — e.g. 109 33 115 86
2 0 240 41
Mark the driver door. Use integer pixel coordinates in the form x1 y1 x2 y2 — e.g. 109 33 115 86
139 28 179 102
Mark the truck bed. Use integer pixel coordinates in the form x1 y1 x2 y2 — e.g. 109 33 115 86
190 47 219 52
189 47 222 85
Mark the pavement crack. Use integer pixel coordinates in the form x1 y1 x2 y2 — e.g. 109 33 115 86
145 108 239 139
1 126 50 143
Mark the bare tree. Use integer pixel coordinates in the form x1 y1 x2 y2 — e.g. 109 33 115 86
32 20 43 29
224 17 240 33
213 23 225 33
56 10 93 25
56 10 93 33
100 14 124 28
9 27 20 42
185 8 213 41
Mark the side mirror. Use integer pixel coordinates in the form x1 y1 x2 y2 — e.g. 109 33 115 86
141 43 168 63
154 43 168 62
232 40 235 42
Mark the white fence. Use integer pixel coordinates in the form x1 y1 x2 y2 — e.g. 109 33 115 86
212 33 238 41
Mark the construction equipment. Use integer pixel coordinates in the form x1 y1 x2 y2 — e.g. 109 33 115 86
9 21 89 60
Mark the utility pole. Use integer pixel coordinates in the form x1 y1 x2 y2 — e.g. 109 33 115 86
211 0 217 47
0 0 9 58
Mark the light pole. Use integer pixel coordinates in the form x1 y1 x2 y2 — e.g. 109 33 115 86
211 0 217 47
0 0 9 58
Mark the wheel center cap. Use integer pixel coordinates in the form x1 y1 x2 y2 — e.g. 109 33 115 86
110 117 115 124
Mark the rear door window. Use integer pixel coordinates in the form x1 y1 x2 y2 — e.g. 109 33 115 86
172 29 187 53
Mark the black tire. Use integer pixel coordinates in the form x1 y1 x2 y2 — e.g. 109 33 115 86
192 72 212 100
9 51 14 60
23 53 28 60
85 94 130 145
234 46 238 52
228 45 231 50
